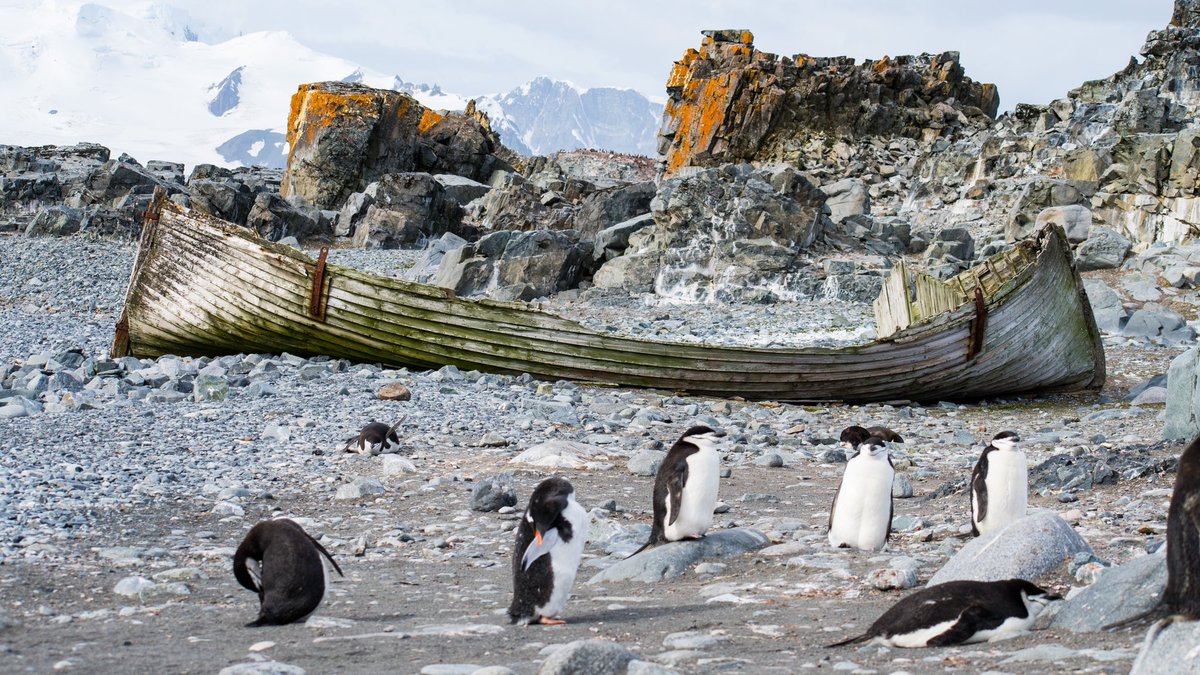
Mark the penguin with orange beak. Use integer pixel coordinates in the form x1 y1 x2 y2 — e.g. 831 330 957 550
507 477 588 625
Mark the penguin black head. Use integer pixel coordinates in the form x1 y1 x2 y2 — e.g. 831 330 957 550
840 426 872 449
1005 578 1061 605
357 419 403 453
680 425 726 444
991 430 1020 450
857 436 889 458
521 477 576 571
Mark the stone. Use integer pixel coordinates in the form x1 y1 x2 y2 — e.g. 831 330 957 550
245 192 326 243
592 213 655 261
281 82 514 210
113 576 156 598
467 667 515 675
1123 303 1186 338
892 473 914 498
1075 227 1132 271
867 567 919 590
377 383 412 401
1165 347 1200 440
477 432 507 447
1051 550 1166 632
25 205 84 237
927 510 1093 586
192 374 229 402
626 449 666 476
626 663 680 675
1035 204 1092 243
1083 278 1127 334
406 233 470 284
822 178 870 223
470 473 517 512
662 630 723 650
510 441 604 469
1131 619 1200 673
587 528 770 584
433 229 592 300
334 476 387 500
350 173 462 248
419 666 483 675
536 639 638 675
433 173 490 205
381 455 418 475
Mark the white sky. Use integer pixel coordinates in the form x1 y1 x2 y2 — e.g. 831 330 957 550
114 1 1170 111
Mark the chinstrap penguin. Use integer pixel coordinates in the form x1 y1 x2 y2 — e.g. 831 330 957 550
629 425 726 556
233 518 344 627
342 420 403 455
1106 434 1200 629
970 431 1026 536
508 477 589 625
840 425 904 451
827 579 1060 648
828 435 894 551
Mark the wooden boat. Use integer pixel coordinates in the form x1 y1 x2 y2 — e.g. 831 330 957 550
111 193 1104 403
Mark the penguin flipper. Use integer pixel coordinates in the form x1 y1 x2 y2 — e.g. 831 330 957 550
662 454 690 527
970 452 989 532
925 606 1002 647
827 482 841 533
232 545 263 593
306 533 345 577
825 633 870 648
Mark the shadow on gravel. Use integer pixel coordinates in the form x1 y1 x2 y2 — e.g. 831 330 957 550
566 603 710 624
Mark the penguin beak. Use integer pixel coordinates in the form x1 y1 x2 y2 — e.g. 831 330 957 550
534 530 544 546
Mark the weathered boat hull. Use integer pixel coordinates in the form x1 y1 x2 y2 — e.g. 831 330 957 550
112 198 1104 403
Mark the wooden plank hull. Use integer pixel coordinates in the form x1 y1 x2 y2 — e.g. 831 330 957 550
112 200 1105 403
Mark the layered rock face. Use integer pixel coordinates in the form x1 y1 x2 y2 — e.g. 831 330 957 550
280 82 517 210
658 29 998 176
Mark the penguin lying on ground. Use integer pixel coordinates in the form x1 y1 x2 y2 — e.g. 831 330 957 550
1106 433 1200 630
233 518 344 627
827 579 1060 648
828 435 894 551
341 420 404 455
970 431 1026 536
839 425 904 450
628 425 726 557
508 477 589 625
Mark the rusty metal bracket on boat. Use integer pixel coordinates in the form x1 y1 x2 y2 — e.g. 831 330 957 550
309 247 329 321
967 288 987 360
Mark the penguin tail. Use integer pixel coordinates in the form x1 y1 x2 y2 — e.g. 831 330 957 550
825 633 869 648
624 540 653 560
1103 604 1166 631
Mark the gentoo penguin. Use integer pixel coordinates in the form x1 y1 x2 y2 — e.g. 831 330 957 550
628 425 726 556
342 420 403 455
828 436 894 550
970 431 1027 536
508 477 589 625
827 579 1060 648
839 425 904 450
1106 434 1200 629
233 518 344 627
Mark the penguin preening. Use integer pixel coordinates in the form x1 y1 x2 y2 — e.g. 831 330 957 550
342 419 404 455
827 579 1060 648
508 477 589 626
970 431 1027 537
839 425 904 449
233 518 344 627
828 436 894 551
628 425 726 557
1106 434 1200 630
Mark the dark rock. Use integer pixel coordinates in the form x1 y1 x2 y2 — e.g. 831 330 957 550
187 179 255 224
1051 550 1165 632
1075 227 1132 271
25 205 83 236
593 213 654 261
433 229 592 299
571 182 655 237
350 173 461 248
470 473 517 512
245 193 327 242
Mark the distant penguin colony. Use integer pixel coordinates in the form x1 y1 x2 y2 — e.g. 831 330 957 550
629 425 726 556
827 579 1060 648
1107 433 1200 629
508 477 589 625
970 431 1027 536
828 433 894 551
233 518 344 627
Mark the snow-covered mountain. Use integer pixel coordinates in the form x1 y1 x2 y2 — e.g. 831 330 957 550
0 1 663 172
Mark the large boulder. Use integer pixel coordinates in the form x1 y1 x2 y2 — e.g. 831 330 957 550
586 528 770 584
593 213 655 262
1082 278 1128 334
432 229 592 300
474 172 571 231
187 179 255 224
1005 178 1091 242
1131 619 1200 674
927 511 1093 586
658 30 997 175
1050 550 1166 632
1165 346 1200 440
281 82 515 210
1035 204 1093 243
821 178 870 224
571 182 655 237
245 193 327 243
1075 227 1133 271
349 173 461 248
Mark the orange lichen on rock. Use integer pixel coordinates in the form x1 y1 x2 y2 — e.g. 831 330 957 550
418 109 445 135
286 86 383 149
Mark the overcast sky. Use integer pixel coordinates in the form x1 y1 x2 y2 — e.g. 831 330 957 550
159 1 1168 111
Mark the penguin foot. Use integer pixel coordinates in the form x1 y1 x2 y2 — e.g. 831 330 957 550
535 616 567 625
685 534 705 540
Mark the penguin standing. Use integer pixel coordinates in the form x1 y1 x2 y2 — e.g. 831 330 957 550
1107 434 1200 629
970 431 1026 536
828 436 894 551
342 420 403 455
827 579 1059 648
509 477 589 625
629 426 726 556
233 518 344 627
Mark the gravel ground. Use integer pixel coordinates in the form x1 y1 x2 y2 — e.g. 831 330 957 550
0 234 1191 674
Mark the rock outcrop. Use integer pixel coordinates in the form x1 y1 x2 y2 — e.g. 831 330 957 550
657 29 998 176
280 82 517 210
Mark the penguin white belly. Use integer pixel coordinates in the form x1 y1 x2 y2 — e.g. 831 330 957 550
664 449 719 541
880 617 959 648
829 454 894 550
979 452 1027 534
969 612 1035 643
535 499 588 619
